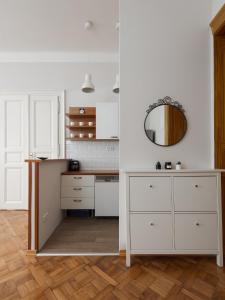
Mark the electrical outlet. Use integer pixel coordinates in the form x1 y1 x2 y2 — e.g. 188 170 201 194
42 212 49 223
107 145 115 151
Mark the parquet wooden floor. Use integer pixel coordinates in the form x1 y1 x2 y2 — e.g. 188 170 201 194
0 211 224 300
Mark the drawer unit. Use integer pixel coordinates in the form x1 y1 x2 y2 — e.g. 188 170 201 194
175 214 218 250
126 171 223 268
61 175 94 187
174 177 217 211
130 177 171 211
130 213 173 250
61 198 94 210
61 186 94 198
61 175 94 210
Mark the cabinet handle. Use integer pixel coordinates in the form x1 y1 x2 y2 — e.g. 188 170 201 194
195 221 200 226
149 185 153 188
195 184 199 188
73 177 82 179
73 188 82 191
149 222 154 226
73 199 82 202
110 136 118 139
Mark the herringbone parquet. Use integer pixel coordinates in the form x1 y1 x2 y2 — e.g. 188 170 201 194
0 211 224 300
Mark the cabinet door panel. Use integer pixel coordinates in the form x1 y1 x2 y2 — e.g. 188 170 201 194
130 177 172 211
174 177 217 211
175 214 218 250
130 214 173 250
96 102 119 139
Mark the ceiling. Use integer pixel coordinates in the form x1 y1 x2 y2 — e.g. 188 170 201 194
0 0 119 52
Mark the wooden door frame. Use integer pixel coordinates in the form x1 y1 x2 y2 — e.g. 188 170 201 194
210 4 225 255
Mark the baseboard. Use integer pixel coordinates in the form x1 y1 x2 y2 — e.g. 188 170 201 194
119 250 126 257
26 250 37 256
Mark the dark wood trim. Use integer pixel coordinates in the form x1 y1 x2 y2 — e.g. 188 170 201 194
119 250 126 257
210 4 225 35
211 17 225 255
26 250 37 256
28 162 32 250
35 163 39 251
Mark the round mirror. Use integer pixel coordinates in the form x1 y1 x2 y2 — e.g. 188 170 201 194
144 104 187 146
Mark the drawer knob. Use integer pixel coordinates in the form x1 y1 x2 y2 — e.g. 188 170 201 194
149 222 154 226
74 177 82 179
149 185 153 188
73 199 82 202
195 184 199 188
195 222 200 226
73 188 82 191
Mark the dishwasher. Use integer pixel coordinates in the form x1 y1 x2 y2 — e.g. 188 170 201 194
95 176 119 217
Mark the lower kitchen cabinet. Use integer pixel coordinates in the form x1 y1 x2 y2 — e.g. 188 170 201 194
61 174 119 216
125 171 223 267
61 175 94 210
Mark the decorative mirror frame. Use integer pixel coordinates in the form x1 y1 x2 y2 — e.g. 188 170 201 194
144 96 187 147
146 96 185 114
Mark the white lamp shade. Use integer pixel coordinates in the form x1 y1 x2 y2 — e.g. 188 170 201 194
113 74 120 93
81 73 95 93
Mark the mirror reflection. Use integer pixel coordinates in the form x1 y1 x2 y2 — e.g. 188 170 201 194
144 104 187 146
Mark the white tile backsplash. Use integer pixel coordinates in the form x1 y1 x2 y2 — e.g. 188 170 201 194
66 141 119 170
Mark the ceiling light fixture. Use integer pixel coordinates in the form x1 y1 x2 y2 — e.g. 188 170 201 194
81 21 95 93
81 73 95 93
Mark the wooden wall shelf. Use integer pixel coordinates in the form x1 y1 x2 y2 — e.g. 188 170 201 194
66 107 96 140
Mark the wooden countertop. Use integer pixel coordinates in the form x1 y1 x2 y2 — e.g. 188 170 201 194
25 159 69 164
62 170 119 175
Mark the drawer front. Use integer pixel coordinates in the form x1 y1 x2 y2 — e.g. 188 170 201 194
61 198 94 209
61 186 94 198
174 177 217 211
130 214 173 250
175 214 218 250
61 175 94 187
130 177 172 211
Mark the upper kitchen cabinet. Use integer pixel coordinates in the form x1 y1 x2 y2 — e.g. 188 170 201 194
96 102 119 140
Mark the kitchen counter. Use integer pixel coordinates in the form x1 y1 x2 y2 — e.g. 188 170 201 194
62 170 119 176
25 159 68 164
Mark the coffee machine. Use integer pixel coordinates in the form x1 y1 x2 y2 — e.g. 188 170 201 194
69 160 80 171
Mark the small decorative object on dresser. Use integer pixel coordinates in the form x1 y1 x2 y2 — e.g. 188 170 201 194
165 162 172 169
125 170 223 268
176 161 182 170
155 161 161 170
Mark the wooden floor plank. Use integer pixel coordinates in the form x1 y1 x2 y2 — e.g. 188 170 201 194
0 211 224 300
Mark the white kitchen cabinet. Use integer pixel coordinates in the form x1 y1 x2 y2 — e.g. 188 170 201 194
125 170 223 268
61 175 95 210
96 102 119 139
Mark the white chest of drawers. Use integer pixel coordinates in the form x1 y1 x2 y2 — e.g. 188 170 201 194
125 170 223 267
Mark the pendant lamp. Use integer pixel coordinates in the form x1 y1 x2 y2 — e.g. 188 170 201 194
81 73 95 93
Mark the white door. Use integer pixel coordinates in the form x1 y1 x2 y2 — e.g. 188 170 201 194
96 102 119 139
29 95 59 158
0 95 29 209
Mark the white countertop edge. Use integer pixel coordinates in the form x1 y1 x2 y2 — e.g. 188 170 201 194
120 169 225 174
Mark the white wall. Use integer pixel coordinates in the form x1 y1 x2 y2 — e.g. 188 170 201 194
0 62 119 165
212 0 225 17
119 0 213 249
